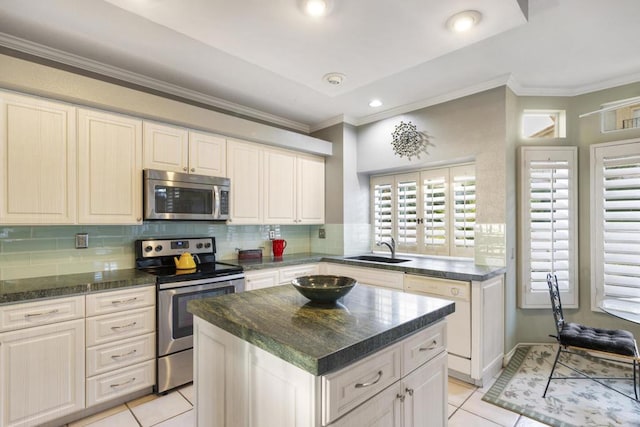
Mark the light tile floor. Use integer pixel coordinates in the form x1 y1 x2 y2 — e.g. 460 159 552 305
67 376 551 426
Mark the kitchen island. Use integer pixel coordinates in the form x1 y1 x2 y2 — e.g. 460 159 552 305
188 283 455 427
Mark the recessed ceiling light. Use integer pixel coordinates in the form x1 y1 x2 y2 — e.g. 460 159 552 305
323 72 345 86
447 10 482 33
369 99 383 108
299 0 333 17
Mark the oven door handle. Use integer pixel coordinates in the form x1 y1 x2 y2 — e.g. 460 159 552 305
158 274 245 291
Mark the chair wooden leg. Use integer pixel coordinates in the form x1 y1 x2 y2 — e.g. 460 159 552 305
543 346 562 398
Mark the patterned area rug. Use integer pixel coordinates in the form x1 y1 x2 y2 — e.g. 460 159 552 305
482 344 640 427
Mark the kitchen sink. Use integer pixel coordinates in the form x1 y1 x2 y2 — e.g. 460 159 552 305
346 255 411 264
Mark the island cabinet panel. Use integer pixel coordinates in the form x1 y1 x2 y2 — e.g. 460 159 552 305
193 315 448 427
329 382 402 427
322 345 401 425
402 351 448 427
194 317 319 427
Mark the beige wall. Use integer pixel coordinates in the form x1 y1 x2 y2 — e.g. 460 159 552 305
515 82 640 343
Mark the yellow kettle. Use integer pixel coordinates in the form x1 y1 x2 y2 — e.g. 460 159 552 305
174 252 197 270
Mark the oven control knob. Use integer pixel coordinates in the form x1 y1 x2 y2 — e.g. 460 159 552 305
155 245 163 252
204 243 211 248
196 243 203 249
144 245 153 253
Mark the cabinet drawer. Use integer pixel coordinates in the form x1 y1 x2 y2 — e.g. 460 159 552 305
0 296 84 332
86 306 155 346
86 285 155 316
402 320 447 376
279 264 319 283
322 344 401 425
87 332 155 376
86 359 155 407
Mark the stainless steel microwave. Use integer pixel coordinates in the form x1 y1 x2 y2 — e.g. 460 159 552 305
143 169 230 221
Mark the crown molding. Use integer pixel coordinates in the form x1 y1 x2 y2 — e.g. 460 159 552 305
0 32 311 134
351 74 513 127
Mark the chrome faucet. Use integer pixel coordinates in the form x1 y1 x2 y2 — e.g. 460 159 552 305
376 237 396 259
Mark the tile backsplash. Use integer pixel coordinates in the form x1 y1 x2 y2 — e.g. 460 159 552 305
0 223 315 280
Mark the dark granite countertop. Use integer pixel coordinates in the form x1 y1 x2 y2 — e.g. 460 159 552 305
229 252 505 282
188 283 454 375
0 269 155 305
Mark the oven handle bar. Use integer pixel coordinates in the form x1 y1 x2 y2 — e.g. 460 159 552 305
158 273 245 290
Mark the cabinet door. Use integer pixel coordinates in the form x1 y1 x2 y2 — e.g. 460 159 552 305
245 269 279 291
143 121 189 173
329 382 402 427
297 154 325 224
227 139 262 224
189 131 226 177
0 319 85 427
402 351 447 427
263 148 296 224
0 92 77 224
77 108 143 224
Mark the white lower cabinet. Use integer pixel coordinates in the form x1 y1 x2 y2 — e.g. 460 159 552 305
85 286 156 406
330 353 447 427
194 316 447 427
244 263 319 291
320 263 404 290
0 297 85 427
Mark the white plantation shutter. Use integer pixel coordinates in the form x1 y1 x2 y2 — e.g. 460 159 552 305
421 170 448 255
451 165 476 257
592 139 640 314
520 147 578 308
370 164 475 257
396 174 418 249
371 176 393 244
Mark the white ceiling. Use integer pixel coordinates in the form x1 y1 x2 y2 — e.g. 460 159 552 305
0 0 639 132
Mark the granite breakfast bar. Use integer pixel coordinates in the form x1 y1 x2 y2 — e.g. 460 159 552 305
188 283 455 427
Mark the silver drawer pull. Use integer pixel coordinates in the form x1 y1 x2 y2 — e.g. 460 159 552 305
110 377 136 388
24 309 59 318
418 340 438 352
111 349 137 359
111 321 137 330
111 297 138 305
355 371 383 388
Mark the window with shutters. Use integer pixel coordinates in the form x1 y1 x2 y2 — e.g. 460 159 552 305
591 139 640 314
519 147 578 308
370 164 475 258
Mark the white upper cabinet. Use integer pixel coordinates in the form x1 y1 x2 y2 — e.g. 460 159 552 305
143 121 188 173
228 140 325 225
143 121 226 177
263 148 297 224
188 131 226 177
226 139 263 224
296 153 325 224
0 92 77 224
78 108 143 224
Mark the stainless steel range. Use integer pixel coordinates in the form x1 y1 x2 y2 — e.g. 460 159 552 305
135 237 244 393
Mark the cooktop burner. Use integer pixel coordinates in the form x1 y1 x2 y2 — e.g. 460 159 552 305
134 237 243 284
138 262 243 283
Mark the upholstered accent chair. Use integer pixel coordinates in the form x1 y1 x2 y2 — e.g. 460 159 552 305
544 273 640 400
